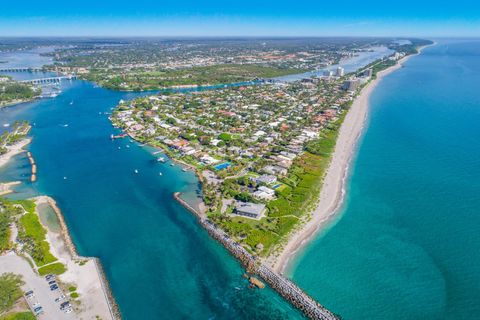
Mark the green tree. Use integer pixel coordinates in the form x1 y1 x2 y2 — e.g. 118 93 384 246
0 273 24 314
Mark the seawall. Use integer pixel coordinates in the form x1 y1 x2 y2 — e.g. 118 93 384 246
174 192 338 320
41 196 122 320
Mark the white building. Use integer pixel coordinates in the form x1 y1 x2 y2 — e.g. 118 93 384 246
336 67 345 77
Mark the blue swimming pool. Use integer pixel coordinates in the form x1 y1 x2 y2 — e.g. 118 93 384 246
214 162 231 170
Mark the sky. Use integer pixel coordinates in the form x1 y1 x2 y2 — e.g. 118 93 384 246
1 0 479 37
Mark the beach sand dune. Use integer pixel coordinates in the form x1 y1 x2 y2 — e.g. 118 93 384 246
269 50 426 274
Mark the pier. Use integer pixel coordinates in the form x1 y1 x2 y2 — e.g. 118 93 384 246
174 192 339 320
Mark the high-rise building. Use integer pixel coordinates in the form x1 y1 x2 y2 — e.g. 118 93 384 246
342 79 360 92
336 67 345 77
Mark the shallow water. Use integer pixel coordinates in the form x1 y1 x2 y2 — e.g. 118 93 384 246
291 40 480 319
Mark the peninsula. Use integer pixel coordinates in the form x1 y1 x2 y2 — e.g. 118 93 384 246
108 38 432 317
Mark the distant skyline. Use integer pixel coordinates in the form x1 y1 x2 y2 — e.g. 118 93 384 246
2 0 479 37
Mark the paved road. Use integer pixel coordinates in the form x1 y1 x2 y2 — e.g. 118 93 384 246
0 252 75 320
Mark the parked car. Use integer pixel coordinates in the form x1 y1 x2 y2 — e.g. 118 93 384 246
60 301 71 310
48 280 56 285
45 274 55 281
34 306 43 315
50 284 59 291
25 290 34 298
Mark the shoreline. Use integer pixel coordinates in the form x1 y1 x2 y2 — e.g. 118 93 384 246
270 46 431 274
34 195 121 320
0 138 31 168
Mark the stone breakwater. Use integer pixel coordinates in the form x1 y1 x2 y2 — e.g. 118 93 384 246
40 196 122 320
174 192 339 320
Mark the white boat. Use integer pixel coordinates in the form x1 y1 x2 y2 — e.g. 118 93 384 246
159 172 163 176
134 169 139 174
69 101 73 105
157 157 166 163
126 145 130 148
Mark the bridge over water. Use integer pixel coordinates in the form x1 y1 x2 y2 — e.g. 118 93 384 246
0 67 44 73
19 75 77 85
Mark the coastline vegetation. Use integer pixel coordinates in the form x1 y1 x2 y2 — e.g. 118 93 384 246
0 273 24 314
16 200 58 266
210 113 346 255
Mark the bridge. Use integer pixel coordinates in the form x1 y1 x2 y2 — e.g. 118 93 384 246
0 67 43 73
19 75 77 85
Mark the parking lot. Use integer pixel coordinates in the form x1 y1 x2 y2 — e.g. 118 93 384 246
0 252 76 320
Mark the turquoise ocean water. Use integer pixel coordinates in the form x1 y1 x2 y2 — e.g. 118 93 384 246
2 40 480 319
290 40 480 319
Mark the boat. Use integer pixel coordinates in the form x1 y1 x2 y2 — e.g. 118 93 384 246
157 157 166 163
134 169 139 174
170 163 174 167
69 101 73 105
182 168 187 172
62 124 69 127
159 172 163 176
126 144 130 148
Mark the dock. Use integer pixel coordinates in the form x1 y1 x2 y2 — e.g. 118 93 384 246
110 133 128 139
173 192 339 320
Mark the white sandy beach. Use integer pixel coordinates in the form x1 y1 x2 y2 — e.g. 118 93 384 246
270 50 427 274
0 138 31 168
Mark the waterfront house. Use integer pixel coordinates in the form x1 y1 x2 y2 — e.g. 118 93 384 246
233 201 266 219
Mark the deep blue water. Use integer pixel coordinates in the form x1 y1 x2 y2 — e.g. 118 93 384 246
291 40 480 319
0 80 302 319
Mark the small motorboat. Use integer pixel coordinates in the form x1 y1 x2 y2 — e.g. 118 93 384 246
134 169 139 174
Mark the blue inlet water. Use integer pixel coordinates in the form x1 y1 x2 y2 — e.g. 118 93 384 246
290 40 480 319
0 84 301 318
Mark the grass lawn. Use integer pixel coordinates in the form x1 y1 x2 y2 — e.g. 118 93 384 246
0 312 36 320
37 262 66 276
